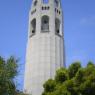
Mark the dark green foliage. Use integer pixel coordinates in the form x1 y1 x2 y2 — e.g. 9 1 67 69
6 56 18 79
43 79 56 95
55 68 68 83
68 62 81 79
0 56 27 95
0 56 18 95
87 61 95 67
43 62 95 95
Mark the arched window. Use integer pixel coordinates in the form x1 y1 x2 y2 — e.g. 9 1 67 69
43 0 49 4
30 19 36 37
41 15 49 32
55 18 60 34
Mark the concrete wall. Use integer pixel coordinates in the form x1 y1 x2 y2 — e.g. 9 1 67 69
24 0 65 95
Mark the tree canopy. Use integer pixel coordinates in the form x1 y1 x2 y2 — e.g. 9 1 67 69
43 62 95 95
0 56 27 95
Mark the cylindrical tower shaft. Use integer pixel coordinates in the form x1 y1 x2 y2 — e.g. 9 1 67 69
24 0 65 95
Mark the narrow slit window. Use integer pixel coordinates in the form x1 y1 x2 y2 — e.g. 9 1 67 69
30 19 36 37
55 18 60 35
34 0 37 6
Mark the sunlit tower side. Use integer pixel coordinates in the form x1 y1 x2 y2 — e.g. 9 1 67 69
24 0 65 95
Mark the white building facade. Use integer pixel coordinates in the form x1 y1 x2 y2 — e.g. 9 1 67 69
24 0 65 95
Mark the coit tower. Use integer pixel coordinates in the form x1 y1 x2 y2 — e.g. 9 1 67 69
24 0 65 95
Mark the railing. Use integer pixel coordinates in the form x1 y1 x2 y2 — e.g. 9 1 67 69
41 24 49 32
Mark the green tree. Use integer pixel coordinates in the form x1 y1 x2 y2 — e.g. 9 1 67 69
55 68 68 83
0 56 27 95
68 62 81 79
43 62 95 95
79 62 95 95
43 79 56 95
0 56 18 94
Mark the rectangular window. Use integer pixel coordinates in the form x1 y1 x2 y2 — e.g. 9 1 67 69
43 0 49 4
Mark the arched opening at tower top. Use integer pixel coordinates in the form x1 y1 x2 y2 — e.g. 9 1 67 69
43 0 49 4
55 18 60 34
41 15 49 32
30 19 36 37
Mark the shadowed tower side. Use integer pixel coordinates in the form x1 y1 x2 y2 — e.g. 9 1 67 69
24 0 65 95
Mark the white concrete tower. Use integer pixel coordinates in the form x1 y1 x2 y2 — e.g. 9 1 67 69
24 0 65 95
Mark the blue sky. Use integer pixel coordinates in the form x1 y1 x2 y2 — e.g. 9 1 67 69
0 0 95 90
